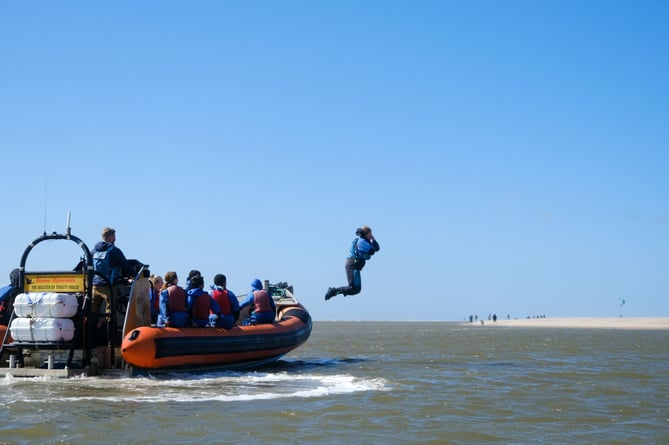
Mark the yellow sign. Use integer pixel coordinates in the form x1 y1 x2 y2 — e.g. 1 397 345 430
24 274 85 293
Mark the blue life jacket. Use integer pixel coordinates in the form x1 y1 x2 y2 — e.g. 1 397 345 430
348 238 368 260
349 237 379 261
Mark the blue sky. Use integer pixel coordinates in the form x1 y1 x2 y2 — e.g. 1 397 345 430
1 1 667 321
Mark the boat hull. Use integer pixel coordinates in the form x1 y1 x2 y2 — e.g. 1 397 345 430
121 305 311 370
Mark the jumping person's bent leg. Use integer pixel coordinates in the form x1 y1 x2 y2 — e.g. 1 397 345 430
338 261 362 296
325 258 365 300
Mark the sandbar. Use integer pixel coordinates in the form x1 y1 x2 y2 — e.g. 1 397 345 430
465 317 669 330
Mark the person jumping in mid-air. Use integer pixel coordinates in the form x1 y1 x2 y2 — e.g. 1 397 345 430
325 225 380 300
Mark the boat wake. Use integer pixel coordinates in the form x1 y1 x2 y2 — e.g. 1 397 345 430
1 369 388 404
263 357 368 371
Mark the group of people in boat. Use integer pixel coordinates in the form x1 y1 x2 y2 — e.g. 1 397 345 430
150 270 275 329
91 227 275 330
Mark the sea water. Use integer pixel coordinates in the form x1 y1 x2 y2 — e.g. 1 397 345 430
1 321 668 444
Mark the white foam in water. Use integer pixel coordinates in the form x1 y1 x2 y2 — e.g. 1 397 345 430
1 371 389 404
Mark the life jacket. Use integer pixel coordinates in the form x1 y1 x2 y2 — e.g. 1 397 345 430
190 290 211 320
349 238 362 260
150 287 159 313
166 285 187 312
212 288 232 315
349 237 376 260
93 246 118 282
252 290 273 314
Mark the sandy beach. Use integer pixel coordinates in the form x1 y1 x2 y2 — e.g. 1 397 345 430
466 317 669 330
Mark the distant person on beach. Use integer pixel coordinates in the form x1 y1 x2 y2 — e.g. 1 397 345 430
157 271 188 327
324 225 380 300
210 273 240 329
239 279 276 325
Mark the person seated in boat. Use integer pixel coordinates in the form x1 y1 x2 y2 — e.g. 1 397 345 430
185 269 202 292
186 274 221 328
0 268 20 325
157 271 188 328
210 273 240 329
239 279 276 325
148 274 164 325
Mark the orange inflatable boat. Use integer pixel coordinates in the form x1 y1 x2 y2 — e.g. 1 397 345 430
121 304 311 370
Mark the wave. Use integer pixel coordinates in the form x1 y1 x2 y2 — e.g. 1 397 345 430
1 369 388 404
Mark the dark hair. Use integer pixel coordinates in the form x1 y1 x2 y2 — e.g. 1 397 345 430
10 268 19 288
190 274 204 288
214 274 226 287
188 270 201 280
356 226 371 237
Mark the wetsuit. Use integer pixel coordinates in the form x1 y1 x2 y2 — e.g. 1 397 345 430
337 236 380 296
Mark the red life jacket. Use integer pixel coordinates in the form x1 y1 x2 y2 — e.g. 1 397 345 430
252 290 273 313
191 291 211 320
212 289 232 315
151 288 159 313
167 285 187 312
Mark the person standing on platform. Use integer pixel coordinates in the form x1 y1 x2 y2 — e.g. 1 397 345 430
91 227 134 316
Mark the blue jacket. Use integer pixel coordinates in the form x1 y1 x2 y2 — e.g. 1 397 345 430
0 284 15 317
91 241 133 285
240 280 276 312
157 286 188 328
348 237 380 260
240 279 276 325
0 284 13 304
149 287 160 320
210 285 240 315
